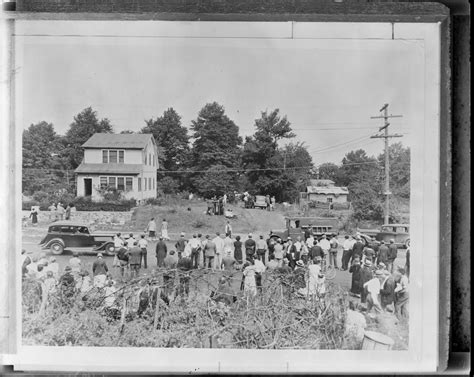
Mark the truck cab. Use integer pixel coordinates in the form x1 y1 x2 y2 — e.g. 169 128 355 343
270 216 338 242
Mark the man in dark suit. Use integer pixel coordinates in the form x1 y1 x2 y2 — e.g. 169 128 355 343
155 237 168 267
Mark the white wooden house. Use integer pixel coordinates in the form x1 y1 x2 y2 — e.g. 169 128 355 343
300 179 349 205
75 133 158 202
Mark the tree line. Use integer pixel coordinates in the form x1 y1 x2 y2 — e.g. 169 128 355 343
22 104 410 221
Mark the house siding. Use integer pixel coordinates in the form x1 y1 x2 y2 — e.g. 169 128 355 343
308 193 348 203
76 134 159 202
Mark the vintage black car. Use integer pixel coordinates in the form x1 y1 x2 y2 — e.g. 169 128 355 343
359 223 410 249
39 221 117 255
270 216 339 242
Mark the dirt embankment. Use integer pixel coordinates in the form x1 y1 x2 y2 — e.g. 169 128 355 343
132 200 286 237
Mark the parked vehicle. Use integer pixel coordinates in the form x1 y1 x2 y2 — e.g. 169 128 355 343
270 216 339 242
39 221 122 255
253 195 268 209
359 223 410 248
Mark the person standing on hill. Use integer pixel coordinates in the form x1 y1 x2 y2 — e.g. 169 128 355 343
146 218 157 240
155 236 168 267
349 257 362 297
48 203 57 222
65 204 72 220
29 207 39 226
318 234 331 265
341 235 353 271
161 219 169 241
224 220 232 237
273 239 284 267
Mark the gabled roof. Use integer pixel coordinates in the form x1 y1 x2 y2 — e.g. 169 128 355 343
82 133 154 149
307 186 349 195
309 179 335 187
75 163 143 175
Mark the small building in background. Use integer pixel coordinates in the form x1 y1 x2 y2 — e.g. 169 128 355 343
75 133 158 202
300 179 349 208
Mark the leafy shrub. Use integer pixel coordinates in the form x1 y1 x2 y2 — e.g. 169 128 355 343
144 197 164 206
72 196 136 212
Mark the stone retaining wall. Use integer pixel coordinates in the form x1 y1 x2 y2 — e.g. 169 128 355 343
22 210 133 228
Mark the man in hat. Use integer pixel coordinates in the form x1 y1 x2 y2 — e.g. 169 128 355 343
394 267 409 318
387 239 398 273
155 236 168 267
256 235 268 264
362 245 376 264
341 235 353 271
363 270 384 314
163 250 179 297
360 259 374 304
244 233 256 262
380 270 396 312
224 220 232 237
309 239 324 262
58 265 76 307
273 238 284 267
213 232 225 270
204 235 216 270
188 234 202 269
146 218 157 240
175 232 187 260
349 257 362 297
129 240 142 279
92 253 108 288
177 254 193 297
318 234 331 264
223 233 234 258
377 240 389 266
329 234 339 269
138 234 148 269
287 237 300 270
351 236 365 263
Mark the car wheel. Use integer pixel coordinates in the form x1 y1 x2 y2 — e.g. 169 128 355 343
105 243 115 256
50 241 64 255
405 239 410 248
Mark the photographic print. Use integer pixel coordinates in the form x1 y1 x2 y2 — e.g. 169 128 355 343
6 18 444 372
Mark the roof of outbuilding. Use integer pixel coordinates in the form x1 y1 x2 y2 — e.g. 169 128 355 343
75 163 143 174
309 179 335 187
82 133 154 149
307 186 349 195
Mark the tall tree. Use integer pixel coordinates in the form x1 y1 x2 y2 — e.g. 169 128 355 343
317 162 340 182
22 121 64 169
190 102 242 170
63 107 113 168
141 108 190 171
22 122 68 195
242 109 296 200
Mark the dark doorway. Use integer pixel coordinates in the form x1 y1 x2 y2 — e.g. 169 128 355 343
84 178 92 196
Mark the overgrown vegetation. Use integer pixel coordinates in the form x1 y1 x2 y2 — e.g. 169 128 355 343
23 271 349 349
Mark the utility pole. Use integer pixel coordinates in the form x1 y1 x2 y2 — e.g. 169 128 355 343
370 103 403 224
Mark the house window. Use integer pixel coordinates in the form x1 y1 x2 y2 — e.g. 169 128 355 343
109 150 118 163
327 197 333 203
153 177 155 190
102 150 125 164
100 177 108 189
144 178 147 191
144 154 147 165
148 177 151 190
138 178 142 191
149 153 151 165
108 177 116 188
117 177 125 191
126 177 133 191
152 155 155 166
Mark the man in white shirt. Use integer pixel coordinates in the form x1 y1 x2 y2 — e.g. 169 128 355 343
363 270 384 314
138 234 148 269
188 234 202 269
318 234 331 265
306 234 315 250
213 232 225 270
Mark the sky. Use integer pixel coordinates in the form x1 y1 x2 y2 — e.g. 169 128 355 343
15 21 424 165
